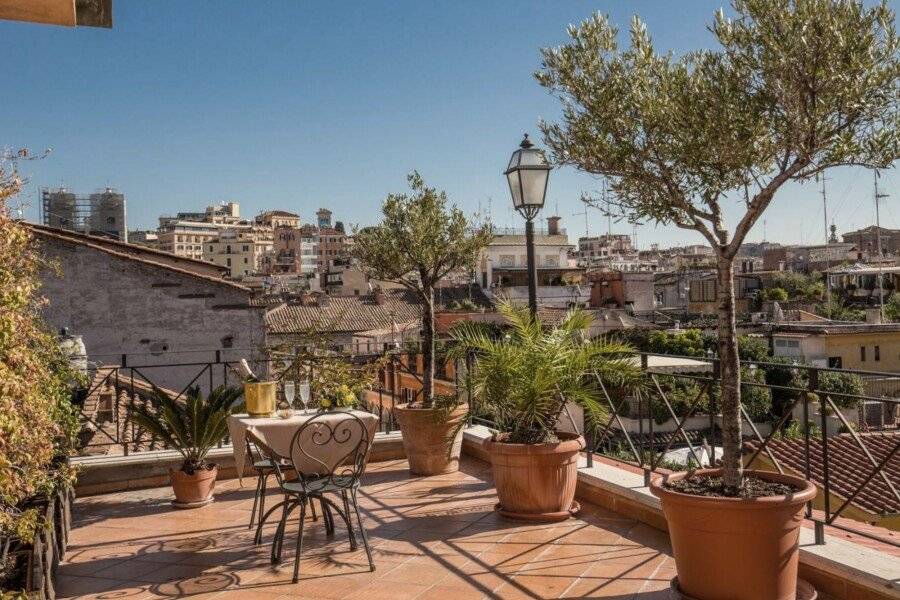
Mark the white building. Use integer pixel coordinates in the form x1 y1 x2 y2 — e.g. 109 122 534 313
479 217 588 308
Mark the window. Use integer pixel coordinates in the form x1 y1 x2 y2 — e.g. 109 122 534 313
828 357 842 368
860 346 866 362
226 258 231 267
242 245 249 252
874 345 880 361
243 257 248 264
226 245 232 253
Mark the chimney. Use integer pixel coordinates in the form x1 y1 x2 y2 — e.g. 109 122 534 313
373 286 386 305
547 216 561 235
299 290 316 306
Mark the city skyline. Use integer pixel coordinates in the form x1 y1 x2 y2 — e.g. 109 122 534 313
3 1 897 247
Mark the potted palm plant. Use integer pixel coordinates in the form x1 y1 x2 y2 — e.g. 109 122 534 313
449 302 641 521
129 385 243 507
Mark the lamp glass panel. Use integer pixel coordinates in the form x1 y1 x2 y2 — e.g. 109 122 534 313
507 150 521 171
519 169 548 208
518 148 549 167
506 170 523 208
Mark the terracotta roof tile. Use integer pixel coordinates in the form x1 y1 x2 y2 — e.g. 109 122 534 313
752 432 900 516
266 289 422 334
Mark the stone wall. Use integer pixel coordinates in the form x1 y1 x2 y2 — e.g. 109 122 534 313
36 234 266 391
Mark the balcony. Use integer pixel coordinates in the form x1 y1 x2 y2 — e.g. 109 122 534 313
46 352 900 599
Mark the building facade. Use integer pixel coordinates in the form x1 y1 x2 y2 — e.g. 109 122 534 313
203 229 272 278
41 187 127 242
30 224 264 392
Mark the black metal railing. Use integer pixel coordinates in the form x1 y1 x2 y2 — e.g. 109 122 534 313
72 347 899 550
73 348 455 457
584 352 899 550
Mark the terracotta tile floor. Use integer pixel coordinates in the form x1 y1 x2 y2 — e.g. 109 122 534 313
57 458 676 599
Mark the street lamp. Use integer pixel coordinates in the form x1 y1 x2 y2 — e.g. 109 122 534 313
505 133 551 315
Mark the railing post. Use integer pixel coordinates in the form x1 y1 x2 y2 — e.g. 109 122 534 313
814 367 831 545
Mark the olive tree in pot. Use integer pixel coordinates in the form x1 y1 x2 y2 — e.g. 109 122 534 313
449 302 642 522
129 385 243 507
537 1 897 597
351 172 492 475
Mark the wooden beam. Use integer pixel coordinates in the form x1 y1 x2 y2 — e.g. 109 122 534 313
0 0 111 28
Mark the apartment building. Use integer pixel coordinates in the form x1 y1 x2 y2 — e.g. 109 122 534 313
203 229 272 278
156 202 251 260
256 210 301 229
272 225 318 275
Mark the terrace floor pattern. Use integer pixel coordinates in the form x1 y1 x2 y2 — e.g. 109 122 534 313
57 458 677 599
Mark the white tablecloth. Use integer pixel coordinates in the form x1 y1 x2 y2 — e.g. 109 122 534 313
227 410 379 483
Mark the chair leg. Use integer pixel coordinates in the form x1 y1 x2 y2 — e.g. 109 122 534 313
341 490 358 550
309 496 318 521
292 499 308 584
248 474 262 530
272 499 293 564
351 489 374 571
257 473 269 532
255 499 285 545
322 499 334 535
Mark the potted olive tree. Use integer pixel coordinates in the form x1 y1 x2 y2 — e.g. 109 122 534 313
129 385 243 507
536 1 896 597
351 173 492 475
449 302 641 521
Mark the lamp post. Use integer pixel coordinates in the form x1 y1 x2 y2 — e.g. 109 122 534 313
504 133 551 316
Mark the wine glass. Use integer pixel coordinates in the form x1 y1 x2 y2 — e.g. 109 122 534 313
298 380 311 413
283 380 296 413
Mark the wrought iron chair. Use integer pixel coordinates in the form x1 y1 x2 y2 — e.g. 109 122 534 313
246 437 277 532
265 412 375 583
246 437 321 544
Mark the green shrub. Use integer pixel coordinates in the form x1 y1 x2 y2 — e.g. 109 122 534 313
0 204 80 541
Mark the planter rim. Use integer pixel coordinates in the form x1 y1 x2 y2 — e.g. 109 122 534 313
484 432 585 455
394 402 468 415
650 468 816 509
169 464 219 478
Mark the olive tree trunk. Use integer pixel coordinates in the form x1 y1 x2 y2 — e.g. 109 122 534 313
421 285 435 407
716 257 743 488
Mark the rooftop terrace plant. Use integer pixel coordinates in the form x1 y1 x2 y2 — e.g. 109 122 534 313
128 385 243 474
0 150 80 544
537 0 898 490
448 301 643 444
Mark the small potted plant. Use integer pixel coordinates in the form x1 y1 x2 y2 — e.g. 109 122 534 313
449 302 641 521
129 384 243 507
313 356 382 412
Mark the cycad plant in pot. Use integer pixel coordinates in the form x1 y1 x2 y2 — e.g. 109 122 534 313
129 385 243 507
449 302 642 521
536 1 896 596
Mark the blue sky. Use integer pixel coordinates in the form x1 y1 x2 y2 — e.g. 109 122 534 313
3 1 896 247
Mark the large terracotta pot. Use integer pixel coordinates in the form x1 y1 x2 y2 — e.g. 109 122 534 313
484 432 585 522
170 465 218 508
244 381 276 418
393 403 467 475
650 469 817 600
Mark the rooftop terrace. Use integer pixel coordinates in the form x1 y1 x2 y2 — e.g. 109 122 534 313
57 457 676 600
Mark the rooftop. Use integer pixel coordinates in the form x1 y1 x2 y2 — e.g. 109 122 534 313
751 432 900 516
265 286 491 335
56 457 676 599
